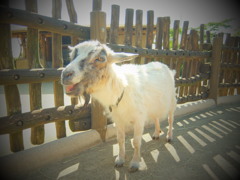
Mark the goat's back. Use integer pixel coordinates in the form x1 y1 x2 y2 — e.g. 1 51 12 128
115 62 176 122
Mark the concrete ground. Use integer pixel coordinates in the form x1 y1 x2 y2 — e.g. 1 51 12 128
17 103 240 179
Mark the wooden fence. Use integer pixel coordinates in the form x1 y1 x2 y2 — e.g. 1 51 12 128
0 0 239 153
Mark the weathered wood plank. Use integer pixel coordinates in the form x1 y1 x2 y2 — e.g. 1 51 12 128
200 24 204 49
66 0 81 131
107 44 211 58
172 20 180 50
209 37 223 103
0 1 24 152
188 30 199 96
0 105 91 135
144 10 154 64
90 11 107 43
135 10 143 48
156 17 163 50
90 0 107 141
52 0 66 139
163 16 170 50
134 9 143 64
92 0 102 11
0 6 90 38
65 0 77 23
25 0 44 145
180 21 189 50
124 8 134 46
206 31 211 43
145 10 154 49
109 5 120 44
0 68 63 85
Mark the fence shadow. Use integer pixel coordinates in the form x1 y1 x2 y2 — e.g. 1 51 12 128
21 103 240 180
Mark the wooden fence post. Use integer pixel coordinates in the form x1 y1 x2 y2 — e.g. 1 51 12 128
66 0 81 131
144 10 154 64
209 36 223 104
180 21 189 50
135 9 143 64
156 17 163 50
109 4 120 44
172 20 180 50
52 0 66 139
124 8 134 46
90 0 107 141
25 0 45 145
0 1 24 152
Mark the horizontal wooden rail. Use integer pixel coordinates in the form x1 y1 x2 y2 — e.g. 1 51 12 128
175 73 210 86
219 83 240 88
0 105 91 135
177 92 208 104
0 68 63 85
0 68 210 86
107 44 212 58
0 6 90 38
221 63 240 70
222 46 240 50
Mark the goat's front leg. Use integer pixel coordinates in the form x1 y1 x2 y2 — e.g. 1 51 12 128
129 120 144 172
115 126 125 167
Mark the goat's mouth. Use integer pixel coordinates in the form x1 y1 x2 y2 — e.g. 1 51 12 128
64 82 82 96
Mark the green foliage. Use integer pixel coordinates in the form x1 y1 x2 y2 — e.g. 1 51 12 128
193 18 234 35
205 18 233 32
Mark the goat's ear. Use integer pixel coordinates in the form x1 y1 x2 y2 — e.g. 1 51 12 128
68 46 78 60
110 52 139 63
68 45 74 51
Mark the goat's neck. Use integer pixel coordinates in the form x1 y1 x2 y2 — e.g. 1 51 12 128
91 65 125 108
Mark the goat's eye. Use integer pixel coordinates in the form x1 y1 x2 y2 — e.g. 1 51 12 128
79 60 85 69
95 57 105 63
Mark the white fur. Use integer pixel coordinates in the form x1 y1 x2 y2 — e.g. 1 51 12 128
92 62 176 170
61 41 177 172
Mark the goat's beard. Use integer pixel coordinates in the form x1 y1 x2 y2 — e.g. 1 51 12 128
64 82 91 107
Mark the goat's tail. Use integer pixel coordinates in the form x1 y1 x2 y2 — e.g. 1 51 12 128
170 70 176 82
171 70 176 77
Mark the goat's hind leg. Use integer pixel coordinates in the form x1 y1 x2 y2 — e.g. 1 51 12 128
166 111 174 142
152 118 161 140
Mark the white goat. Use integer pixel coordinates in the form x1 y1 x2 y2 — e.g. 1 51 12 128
61 40 177 172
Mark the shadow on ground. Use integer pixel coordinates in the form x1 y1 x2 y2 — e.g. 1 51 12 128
23 103 240 180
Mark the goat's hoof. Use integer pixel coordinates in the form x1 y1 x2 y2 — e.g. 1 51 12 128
166 135 172 142
115 162 124 168
115 157 125 168
152 136 159 140
128 162 139 173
